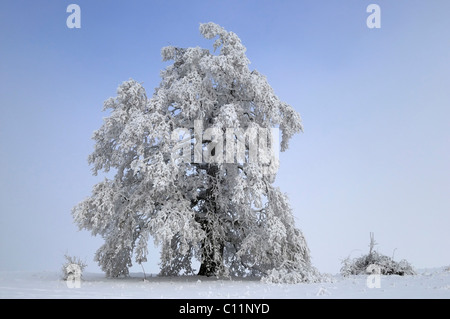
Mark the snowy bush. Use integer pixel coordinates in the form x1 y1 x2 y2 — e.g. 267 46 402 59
61 254 87 281
340 251 416 276
340 234 415 276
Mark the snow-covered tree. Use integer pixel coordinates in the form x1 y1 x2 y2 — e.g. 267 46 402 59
72 22 320 283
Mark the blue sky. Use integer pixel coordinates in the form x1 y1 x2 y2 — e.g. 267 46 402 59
0 0 449 275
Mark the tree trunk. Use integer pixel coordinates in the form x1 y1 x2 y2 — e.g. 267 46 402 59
197 164 224 276
198 237 224 276
197 213 224 276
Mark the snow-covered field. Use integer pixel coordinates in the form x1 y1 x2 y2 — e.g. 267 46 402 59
1 267 449 299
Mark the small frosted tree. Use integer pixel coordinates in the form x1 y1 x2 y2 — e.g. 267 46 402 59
72 22 320 283
61 254 87 281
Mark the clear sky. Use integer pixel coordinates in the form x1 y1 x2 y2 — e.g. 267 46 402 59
1 0 449 275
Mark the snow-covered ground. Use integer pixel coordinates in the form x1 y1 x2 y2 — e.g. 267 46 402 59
1 267 449 299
